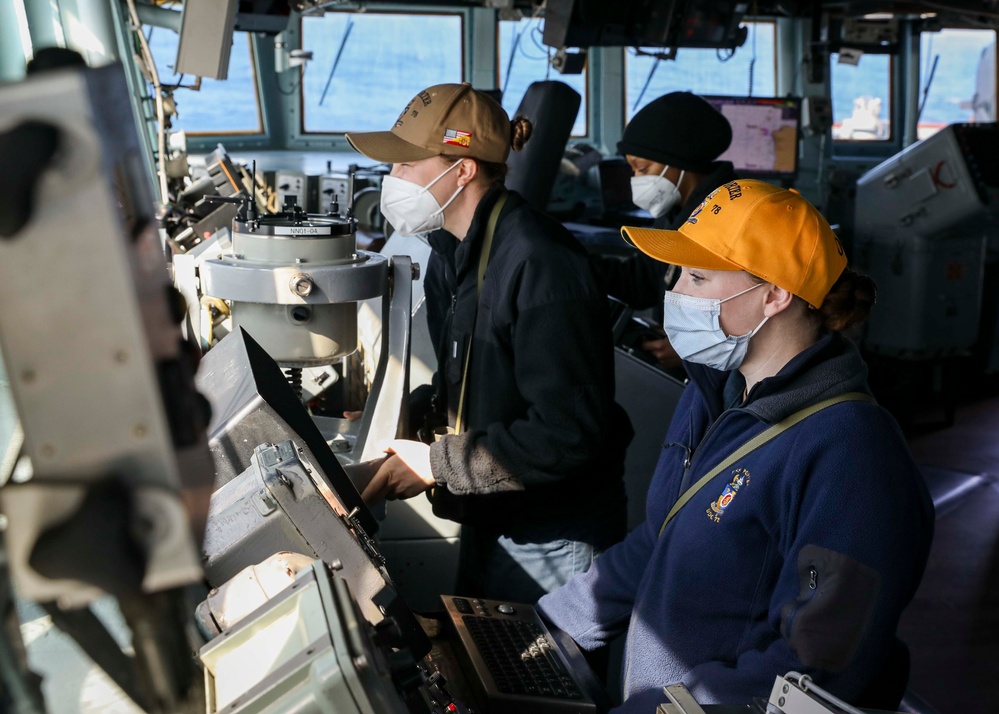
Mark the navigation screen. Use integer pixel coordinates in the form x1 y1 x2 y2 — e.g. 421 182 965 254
704 96 802 179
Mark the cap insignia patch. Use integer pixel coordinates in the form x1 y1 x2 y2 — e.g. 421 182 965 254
443 128 472 148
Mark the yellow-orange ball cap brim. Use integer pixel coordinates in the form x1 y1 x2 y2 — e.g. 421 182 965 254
621 179 847 308
621 225 745 274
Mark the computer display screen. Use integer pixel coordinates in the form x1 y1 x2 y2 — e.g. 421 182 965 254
703 96 801 179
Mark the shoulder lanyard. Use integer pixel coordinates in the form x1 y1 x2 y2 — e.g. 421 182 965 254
453 191 509 436
657 392 876 538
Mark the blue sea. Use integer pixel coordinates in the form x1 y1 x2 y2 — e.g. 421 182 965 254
143 21 998 140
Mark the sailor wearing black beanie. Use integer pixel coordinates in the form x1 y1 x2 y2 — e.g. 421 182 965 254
618 91 733 175
619 92 735 223
591 92 737 370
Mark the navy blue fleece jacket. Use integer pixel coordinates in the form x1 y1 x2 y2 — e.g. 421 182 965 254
537 331 933 710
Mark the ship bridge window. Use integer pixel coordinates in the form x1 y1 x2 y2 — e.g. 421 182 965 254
625 21 776 121
498 17 588 137
147 30 262 135
831 53 891 141
301 12 464 133
0 352 15 479
918 29 996 139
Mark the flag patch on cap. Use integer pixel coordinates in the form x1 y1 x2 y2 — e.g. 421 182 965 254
443 128 472 147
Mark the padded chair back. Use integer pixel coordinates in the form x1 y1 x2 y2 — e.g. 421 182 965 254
505 80 581 211
858 639 911 710
614 347 686 531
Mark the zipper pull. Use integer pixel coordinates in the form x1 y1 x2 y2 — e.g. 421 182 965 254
683 454 691 470
809 567 818 590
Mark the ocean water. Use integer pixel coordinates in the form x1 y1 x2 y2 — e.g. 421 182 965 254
148 20 995 140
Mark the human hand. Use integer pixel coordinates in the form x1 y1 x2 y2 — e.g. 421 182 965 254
641 336 682 369
360 439 435 504
343 411 363 421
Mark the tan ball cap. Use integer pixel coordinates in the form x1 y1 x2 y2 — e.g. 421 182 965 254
345 83 512 164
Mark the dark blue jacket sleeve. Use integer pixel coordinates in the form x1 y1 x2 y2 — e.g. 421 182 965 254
537 517 656 649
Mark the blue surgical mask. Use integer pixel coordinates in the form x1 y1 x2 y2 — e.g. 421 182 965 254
663 282 769 371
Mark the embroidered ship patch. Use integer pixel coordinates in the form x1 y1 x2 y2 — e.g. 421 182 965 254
707 468 750 523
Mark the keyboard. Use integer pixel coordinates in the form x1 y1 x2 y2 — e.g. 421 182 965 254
441 595 600 714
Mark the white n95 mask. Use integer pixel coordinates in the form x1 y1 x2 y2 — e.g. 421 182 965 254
380 160 464 236
663 282 769 371
631 166 684 218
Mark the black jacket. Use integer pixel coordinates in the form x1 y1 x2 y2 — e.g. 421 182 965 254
593 161 738 311
423 188 630 530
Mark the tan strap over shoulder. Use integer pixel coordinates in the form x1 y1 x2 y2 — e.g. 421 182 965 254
454 191 509 436
657 392 876 538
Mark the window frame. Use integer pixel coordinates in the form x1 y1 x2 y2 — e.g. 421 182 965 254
495 17 591 139
621 19 779 128
915 27 997 139
298 9 467 136
150 27 264 137
830 51 895 145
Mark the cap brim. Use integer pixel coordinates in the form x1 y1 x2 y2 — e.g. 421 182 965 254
621 225 744 272
616 142 711 174
344 130 438 163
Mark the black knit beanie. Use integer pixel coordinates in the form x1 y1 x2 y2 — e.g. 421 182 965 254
617 92 732 174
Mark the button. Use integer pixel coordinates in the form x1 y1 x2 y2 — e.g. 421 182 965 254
497 603 515 615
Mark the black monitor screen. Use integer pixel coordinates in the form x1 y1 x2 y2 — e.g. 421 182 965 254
703 96 802 180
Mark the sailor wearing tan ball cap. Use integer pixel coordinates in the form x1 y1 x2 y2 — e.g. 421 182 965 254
345 83 631 603
538 179 934 711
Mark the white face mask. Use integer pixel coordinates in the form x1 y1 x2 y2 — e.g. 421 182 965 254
630 165 684 218
663 282 769 371
380 160 464 236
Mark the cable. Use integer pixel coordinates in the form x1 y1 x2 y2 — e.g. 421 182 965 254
276 65 306 96
787 673 866 714
502 3 550 96
503 18 547 97
526 24 550 60
200 296 230 347
633 56 662 112
319 18 354 107
916 54 940 125
124 0 169 205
